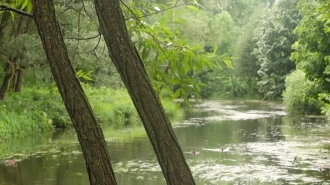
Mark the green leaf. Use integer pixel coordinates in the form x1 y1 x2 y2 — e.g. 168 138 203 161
167 9 173 18
10 11 15 19
324 26 330 33
186 5 199 13
163 27 172 37
76 70 83 76
20 0 29 10
133 9 143 18
141 47 150 60
190 45 202 51
172 18 186 25
82 75 93 81
27 2 33 13
223 59 232 68
172 89 181 98
160 17 167 26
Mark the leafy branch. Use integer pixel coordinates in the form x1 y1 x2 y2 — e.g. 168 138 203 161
120 1 227 104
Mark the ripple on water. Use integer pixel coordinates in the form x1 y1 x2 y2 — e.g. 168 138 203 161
179 101 287 126
186 136 329 184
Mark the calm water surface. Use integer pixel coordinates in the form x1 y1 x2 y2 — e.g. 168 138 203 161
1 100 330 185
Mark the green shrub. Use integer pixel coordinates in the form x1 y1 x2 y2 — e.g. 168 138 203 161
283 70 323 114
318 93 330 119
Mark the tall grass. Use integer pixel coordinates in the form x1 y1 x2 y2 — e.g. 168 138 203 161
0 111 53 138
0 86 184 139
85 86 184 127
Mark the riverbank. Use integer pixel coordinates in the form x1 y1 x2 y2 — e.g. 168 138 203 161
0 86 184 140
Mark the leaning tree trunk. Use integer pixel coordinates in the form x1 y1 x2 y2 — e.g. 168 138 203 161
32 1 117 185
94 0 196 184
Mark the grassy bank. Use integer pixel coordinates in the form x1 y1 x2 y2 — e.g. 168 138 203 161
0 86 184 140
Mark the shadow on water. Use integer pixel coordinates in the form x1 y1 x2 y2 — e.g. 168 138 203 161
1 100 330 185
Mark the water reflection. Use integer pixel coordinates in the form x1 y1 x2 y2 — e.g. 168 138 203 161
0 101 330 185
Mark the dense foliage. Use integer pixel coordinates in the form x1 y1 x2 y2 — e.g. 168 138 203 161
282 70 323 114
0 0 203 138
283 0 330 115
3 0 330 140
252 0 300 100
232 7 265 98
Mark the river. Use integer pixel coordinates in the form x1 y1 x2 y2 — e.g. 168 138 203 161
1 100 330 185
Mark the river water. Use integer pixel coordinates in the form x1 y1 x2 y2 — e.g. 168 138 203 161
1 100 330 185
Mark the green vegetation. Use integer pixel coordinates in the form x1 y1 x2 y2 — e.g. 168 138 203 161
2 0 330 140
283 70 323 115
283 0 330 115
0 86 184 139
0 0 218 140
252 0 300 100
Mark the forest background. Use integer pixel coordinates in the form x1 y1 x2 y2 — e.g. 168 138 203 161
0 0 330 139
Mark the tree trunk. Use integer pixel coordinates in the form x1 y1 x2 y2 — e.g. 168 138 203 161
0 74 12 100
0 4 10 47
0 63 14 100
94 1 196 184
14 68 23 92
0 8 13 100
230 74 237 97
32 1 117 185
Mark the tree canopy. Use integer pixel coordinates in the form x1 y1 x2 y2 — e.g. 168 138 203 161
252 0 301 99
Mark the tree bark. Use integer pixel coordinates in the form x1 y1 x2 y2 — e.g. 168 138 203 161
14 68 23 92
0 5 10 99
94 1 196 184
0 11 14 99
0 63 13 100
32 1 117 185
0 6 10 47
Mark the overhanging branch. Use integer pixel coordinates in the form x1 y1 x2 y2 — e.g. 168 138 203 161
0 5 33 18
